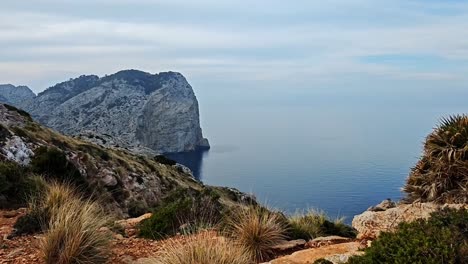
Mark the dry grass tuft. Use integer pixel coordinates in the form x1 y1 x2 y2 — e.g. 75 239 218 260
40 183 111 264
145 231 252 264
224 206 288 262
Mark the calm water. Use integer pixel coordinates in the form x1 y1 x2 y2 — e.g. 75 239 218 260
167 87 468 221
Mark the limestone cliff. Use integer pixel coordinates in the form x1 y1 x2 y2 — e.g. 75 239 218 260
13 70 209 154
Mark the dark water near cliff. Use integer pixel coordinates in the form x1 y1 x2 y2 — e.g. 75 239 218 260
167 86 468 221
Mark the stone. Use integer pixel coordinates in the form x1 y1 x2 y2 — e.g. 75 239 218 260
115 213 152 229
306 236 352 248
367 199 396 212
268 242 361 264
352 202 468 239
272 239 306 251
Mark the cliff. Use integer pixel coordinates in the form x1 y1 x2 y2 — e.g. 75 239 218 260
7 70 209 154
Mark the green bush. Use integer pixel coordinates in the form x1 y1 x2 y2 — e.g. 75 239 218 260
347 209 468 264
0 161 45 208
138 188 223 239
30 146 88 189
288 209 356 240
153 155 177 166
404 115 468 203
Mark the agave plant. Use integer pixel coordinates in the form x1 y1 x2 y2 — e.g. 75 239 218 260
404 115 468 203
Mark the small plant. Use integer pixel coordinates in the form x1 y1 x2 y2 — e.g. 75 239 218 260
30 146 88 189
347 208 468 264
224 206 288 262
41 197 111 264
138 188 222 239
144 231 252 264
288 209 356 240
404 115 468 203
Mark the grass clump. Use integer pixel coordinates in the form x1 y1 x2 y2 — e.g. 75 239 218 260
347 208 468 264
288 209 356 240
224 206 288 262
143 231 252 264
14 181 75 235
41 196 111 264
404 115 468 203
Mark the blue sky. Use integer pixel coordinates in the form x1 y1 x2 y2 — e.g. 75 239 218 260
1 0 468 94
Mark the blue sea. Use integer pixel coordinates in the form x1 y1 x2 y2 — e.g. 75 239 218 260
167 84 468 221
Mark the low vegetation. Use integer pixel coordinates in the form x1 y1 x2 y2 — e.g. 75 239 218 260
347 208 468 264
224 206 288 262
288 209 356 240
138 187 223 239
41 196 111 264
404 115 468 203
145 231 252 264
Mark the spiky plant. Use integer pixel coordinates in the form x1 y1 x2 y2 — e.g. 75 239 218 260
223 206 288 262
145 231 252 264
404 114 468 203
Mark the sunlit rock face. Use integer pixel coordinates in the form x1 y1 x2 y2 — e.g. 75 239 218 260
14 70 209 154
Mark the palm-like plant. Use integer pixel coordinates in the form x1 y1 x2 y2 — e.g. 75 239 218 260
404 115 468 203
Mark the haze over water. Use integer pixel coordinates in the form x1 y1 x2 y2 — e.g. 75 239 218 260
168 84 468 220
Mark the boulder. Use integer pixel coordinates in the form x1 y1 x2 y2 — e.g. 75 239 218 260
352 202 468 239
306 236 352 248
272 239 306 251
267 242 362 264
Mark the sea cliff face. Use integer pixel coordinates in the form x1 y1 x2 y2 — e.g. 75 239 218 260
5 70 208 154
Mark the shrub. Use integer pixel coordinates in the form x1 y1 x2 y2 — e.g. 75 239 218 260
30 146 88 190
138 188 222 239
288 209 356 240
40 197 111 264
404 115 468 203
347 208 468 264
0 161 45 208
153 155 177 166
143 231 252 264
224 206 288 262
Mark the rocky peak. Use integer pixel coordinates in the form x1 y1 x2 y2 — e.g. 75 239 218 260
0 84 35 105
7 70 209 154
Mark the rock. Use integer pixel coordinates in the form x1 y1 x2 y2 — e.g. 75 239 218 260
367 199 396 212
12 70 209 154
272 239 306 251
115 213 152 229
114 234 124 240
2 210 19 218
2 136 34 165
268 242 361 264
352 202 468 239
306 236 352 248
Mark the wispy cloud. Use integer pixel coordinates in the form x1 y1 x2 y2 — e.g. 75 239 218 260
1 0 468 91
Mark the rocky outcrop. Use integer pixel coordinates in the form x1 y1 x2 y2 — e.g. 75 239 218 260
0 104 239 217
352 200 468 239
266 242 362 264
0 85 35 106
8 70 208 154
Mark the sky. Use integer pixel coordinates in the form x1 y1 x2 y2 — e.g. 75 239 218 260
1 0 468 96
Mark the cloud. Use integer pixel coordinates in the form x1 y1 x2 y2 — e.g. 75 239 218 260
1 0 468 90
